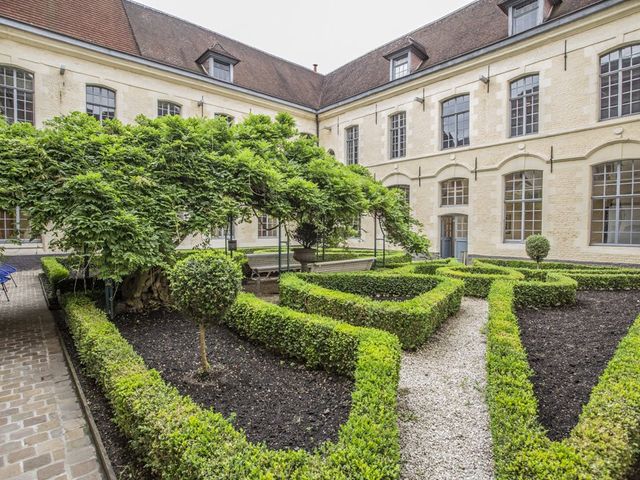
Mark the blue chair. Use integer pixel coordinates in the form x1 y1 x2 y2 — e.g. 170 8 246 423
0 274 9 301
0 264 17 287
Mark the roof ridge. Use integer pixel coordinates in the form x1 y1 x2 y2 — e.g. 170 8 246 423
322 0 485 76
123 0 325 77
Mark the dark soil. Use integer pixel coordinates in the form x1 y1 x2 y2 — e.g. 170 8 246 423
517 290 640 441
114 309 354 451
54 311 155 480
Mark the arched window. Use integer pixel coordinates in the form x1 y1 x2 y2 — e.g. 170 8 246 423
441 95 470 149
600 45 640 120
510 74 539 137
86 85 116 121
591 160 640 245
504 170 542 242
214 112 234 125
0 66 34 124
158 101 181 117
441 178 469 206
389 184 410 205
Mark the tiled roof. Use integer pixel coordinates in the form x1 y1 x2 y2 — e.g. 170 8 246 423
0 0 606 110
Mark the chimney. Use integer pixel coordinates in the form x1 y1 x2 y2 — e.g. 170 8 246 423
313 64 318 72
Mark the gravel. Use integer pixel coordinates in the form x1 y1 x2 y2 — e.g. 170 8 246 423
398 297 495 480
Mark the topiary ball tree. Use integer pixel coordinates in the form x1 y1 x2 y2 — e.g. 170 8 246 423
168 251 242 373
526 234 550 269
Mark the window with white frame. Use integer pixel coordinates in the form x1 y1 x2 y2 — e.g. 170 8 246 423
209 57 232 82
157 101 181 117
442 95 470 149
504 170 543 242
86 85 115 121
257 214 278 238
390 53 410 80
345 126 359 165
600 45 640 121
441 178 469 206
0 66 34 125
510 75 539 137
510 0 540 36
0 207 33 242
389 112 406 159
389 184 410 205
214 113 234 125
350 216 362 238
591 160 640 246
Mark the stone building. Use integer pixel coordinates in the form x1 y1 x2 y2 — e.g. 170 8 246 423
1 0 639 263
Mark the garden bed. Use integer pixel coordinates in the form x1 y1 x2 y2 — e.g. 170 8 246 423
113 309 353 450
517 290 640 440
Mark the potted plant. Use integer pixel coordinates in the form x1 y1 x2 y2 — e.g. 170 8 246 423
291 222 320 271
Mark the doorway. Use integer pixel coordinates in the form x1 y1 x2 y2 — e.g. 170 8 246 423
440 215 468 262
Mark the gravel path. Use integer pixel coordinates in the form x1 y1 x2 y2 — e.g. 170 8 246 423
399 297 494 480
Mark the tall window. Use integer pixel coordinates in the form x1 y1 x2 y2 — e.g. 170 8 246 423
209 58 232 82
591 160 640 246
389 112 406 159
158 101 181 117
391 53 410 80
0 207 32 242
600 45 640 121
442 95 470 149
345 126 359 165
350 216 362 238
510 0 540 35
0 66 34 124
257 214 278 238
389 184 410 205
441 178 469 206
504 170 542 242
510 75 539 137
86 86 115 121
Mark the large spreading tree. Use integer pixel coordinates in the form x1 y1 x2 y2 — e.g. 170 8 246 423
0 112 429 310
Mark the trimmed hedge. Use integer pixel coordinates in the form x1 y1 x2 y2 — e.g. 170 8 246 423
512 272 577 308
41 256 70 286
435 264 525 298
280 272 464 349
487 280 640 479
65 294 401 479
252 247 411 265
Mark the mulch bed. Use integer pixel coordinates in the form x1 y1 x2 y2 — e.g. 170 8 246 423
114 309 354 451
517 290 640 441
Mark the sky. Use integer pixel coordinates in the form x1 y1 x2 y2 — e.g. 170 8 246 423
133 0 472 73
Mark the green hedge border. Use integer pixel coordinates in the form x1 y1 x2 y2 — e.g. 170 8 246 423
65 293 401 479
280 272 464 349
435 264 525 298
487 280 640 479
41 256 70 286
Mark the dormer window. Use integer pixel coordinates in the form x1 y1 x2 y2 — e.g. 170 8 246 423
391 53 410 80
197 42 240 83
500 0 548 36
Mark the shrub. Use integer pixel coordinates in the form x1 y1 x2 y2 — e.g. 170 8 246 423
41 256 70 286
486 280 640 478
167 251 242 372
435 264 524 298
64 294 401 479
525 234 550 268
280 272 463 349
513 272 577 308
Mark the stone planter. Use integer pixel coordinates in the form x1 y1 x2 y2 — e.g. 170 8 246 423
292 248 316 272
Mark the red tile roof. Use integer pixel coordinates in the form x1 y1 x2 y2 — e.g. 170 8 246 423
0 0 607 109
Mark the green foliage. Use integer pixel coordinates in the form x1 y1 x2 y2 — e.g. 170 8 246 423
64 294 401 478
41 256 70 286
280 272 463 349
486 279 640 478
435 264 525 298
168 251 242 324
525 234 551 266
512 272 577 308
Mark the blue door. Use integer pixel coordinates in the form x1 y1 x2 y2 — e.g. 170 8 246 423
440 216 454 259
454 215 468 263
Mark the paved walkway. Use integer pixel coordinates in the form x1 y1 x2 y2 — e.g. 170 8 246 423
398 298 495 480
0 269 105 480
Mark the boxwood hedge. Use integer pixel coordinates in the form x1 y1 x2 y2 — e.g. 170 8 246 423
64 293 401 479
41 256 70 286
487 280 640 479
279 272 464 349
435 264 525 298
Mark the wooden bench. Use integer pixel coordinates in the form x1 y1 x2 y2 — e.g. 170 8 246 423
307 257 375 273
246 253 301 281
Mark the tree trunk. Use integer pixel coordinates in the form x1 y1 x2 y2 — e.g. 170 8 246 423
120 267 171 312
198 323 210 373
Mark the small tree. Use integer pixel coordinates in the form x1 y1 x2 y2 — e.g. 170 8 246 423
526 234 550 269
168 252 242 373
